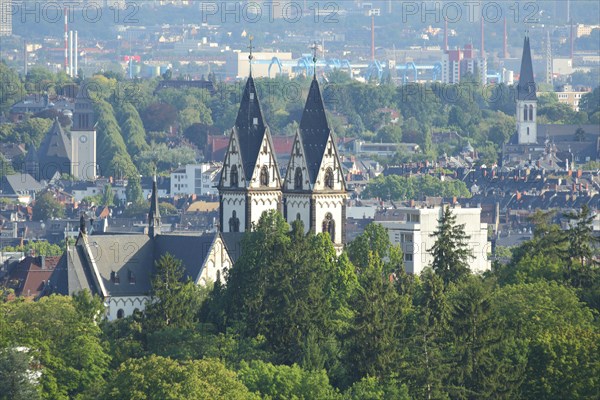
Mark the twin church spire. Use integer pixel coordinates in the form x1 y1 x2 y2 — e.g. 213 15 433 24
218 40 347 250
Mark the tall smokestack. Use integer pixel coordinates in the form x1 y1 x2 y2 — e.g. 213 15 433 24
480 17 485 57
503 16 508 58
444 20 448 51
570 20 574 60
64 8 68 74
69 30 73 78
75 31 78 77
371 13 375 61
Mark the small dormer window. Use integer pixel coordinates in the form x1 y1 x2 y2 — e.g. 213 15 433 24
250 92 255 100
111 271 120 285
128 270 136 285
253 117 259 126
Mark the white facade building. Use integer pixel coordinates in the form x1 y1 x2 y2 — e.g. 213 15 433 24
377 206 490 275
171 163 220 197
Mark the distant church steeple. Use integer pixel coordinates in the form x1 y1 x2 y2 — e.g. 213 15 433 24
218 37 282 233
516 34 538 144
283 42 347 252
148 175 161 237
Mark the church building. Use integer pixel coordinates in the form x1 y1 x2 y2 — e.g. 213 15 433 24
503 35 600 169
218 49 347 251
26 82 97 181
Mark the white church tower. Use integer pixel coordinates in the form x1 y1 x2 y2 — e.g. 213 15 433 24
218 43 282 233
283 50 347 252
516 35 538 145
70 82 97 180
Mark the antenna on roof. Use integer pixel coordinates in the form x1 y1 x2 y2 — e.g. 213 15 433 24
248 35 254 76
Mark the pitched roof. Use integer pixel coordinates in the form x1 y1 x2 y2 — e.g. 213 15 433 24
3 256 60 298
234 76 268 182
517 36 536 101
38 118 71 160
154 234 217 281
299 78 331 183
0 174 44 194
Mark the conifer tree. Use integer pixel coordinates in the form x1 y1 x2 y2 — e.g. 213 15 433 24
429 206 472 285
346 252 410 382
564 205 598 287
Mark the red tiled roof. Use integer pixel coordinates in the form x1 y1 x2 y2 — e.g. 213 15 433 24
5 256 61 298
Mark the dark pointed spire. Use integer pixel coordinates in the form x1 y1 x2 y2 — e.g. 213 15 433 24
299 77 331 184
148 174 161 237
517 35 537 100
234 71 267 183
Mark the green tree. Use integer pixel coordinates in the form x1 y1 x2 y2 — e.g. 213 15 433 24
344 376 410 400
376 124 402 143
0 348 40 400
145 253 204 330
347 223 403 275
238 360 340 400
103 356 255 400
522 326 600 399
101 184 115 207
346 252 411 382
447 276 526 399
406 268 451 399
429 206 472 285
32 192 65 221
564 205 598 286
125 174 144 204
0 295 110 399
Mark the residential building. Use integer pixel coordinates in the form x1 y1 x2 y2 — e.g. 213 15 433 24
0 0 12 37
555 85 591 112
1 256 60 298
0 174 45 204
376 205 490 275
170 163 220 197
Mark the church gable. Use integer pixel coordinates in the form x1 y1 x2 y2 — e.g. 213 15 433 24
313 134 346 192
246 127 281 190
284 132 310 191
219 129 247 189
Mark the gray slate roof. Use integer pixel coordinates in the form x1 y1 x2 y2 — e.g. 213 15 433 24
299 78 331 184
517 36 536 101
235 76 268 182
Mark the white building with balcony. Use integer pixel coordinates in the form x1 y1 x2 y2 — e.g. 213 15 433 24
376 205 490 275
170 163 220 197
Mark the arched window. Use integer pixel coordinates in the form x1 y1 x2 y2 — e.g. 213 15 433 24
529 104 534 121
294 167 303 190
260 166 269 186
523 105 528 121
322 213 335 241
230 165 238 187
117 309 125 319
296 213 301 221
324 168 334 189
229 211 240 232
527 127 530 135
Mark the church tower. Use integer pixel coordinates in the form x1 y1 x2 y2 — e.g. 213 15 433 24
218 42 282 233
516 35 537 144
148 176 161 237
283 50 347 252
71 82 97 180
